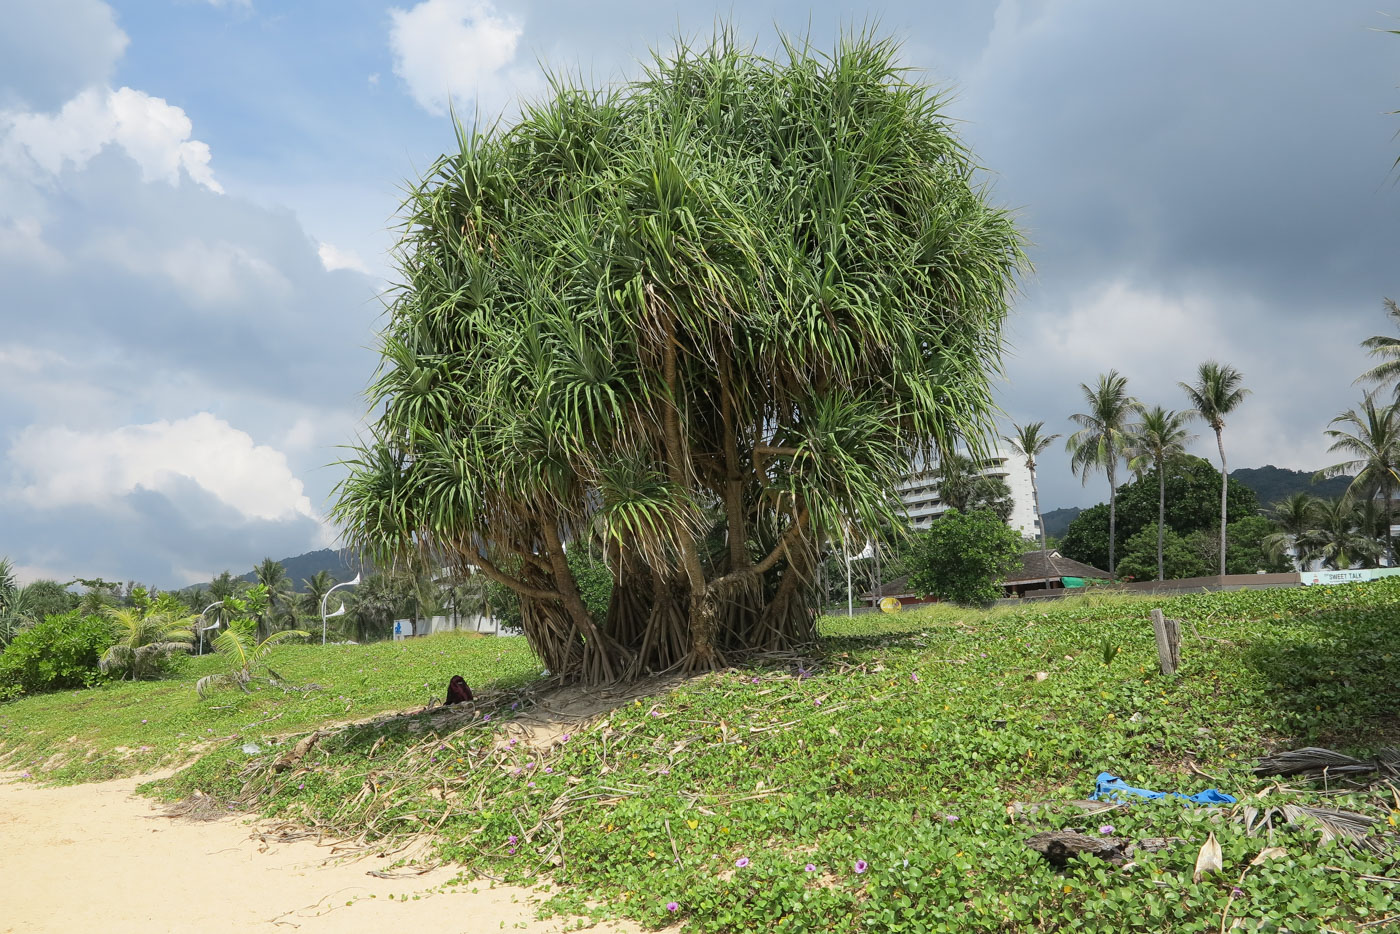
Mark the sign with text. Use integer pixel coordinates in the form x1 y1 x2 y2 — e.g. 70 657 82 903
1299 567 1400 586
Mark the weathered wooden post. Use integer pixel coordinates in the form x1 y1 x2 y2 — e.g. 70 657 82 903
1150 608 1181 676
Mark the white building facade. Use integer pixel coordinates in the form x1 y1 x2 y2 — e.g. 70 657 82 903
895 447 1040 539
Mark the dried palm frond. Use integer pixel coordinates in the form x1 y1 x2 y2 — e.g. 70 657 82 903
1254 746 1400 782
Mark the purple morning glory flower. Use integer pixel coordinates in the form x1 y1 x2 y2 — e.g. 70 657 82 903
508 834 518 844
526 761 536 769
659 768 670 775
651 710 662 717
527 781 536 788
483 714 491 722
751 677 760 684
141 719 147 723
544 766 554 774
665 902 679 912
910 672 920 683
507 846 516 854
511 702 519 710
945 814 959 823
734 857 749 868
508 738 517 746
804 863 817 872
814 698 823 707
1231 886 1244 897
561 733 570 742
1099 824 1115 835
854 860 868 874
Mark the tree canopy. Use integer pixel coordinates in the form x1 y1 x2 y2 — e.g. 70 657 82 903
332 32 1025 682
1060 456 1260 572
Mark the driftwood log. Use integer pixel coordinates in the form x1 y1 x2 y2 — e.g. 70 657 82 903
1025 831 1180 868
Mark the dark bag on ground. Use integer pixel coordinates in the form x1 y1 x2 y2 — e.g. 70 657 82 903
445 675 473 705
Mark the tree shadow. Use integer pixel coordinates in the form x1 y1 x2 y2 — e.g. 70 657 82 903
1235 600 1400 753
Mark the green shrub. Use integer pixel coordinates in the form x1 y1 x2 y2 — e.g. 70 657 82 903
0 611 113 699
907 508 1024 606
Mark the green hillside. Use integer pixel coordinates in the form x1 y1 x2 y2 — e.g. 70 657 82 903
1230 464 1353 508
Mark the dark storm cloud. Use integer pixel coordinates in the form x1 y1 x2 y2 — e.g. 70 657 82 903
0 478 328 587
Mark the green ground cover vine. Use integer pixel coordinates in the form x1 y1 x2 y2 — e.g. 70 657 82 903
4 583 1399 930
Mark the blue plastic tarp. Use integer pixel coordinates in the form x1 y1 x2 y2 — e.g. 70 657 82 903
1090 771 1236 806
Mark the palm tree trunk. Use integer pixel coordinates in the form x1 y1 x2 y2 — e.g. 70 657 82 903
1215 426 1228 577
1107 454 1117 578
1157 464 1166 581
1031 463 1048 558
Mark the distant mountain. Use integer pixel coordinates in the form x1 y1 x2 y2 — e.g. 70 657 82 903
183 549 369 594
1229 465 1353 509
1041 507 1083 539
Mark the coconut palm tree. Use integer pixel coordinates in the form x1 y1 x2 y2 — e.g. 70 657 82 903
99 605 195 680
1067 371 1135 577
1358 298 1400 398
1124 406 1196 580
1002 422 1061 558
934 452 1013 520
1318 393 1400 565
1179 361 1250 576
253 558 294 637
301 570 338 623
1304 497 1384 570
330 32 1025 682
1264 492 1322 570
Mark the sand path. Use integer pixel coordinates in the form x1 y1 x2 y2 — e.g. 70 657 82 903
0 773 644 934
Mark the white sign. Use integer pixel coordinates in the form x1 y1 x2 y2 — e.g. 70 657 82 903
393 619 410 640
1299 567 1400 586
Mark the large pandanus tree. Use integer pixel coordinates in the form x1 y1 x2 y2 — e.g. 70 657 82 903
333 33 1024 683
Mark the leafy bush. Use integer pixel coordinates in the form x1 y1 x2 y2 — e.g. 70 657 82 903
0 611 113 699
907 508 1024 605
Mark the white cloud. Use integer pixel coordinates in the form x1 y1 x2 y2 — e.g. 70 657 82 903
388 0 536 116
317 241 370 274
9 413 318 524
88 234 290 307
3 86 222 192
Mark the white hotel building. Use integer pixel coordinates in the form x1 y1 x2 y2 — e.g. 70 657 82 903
894 447 1040 540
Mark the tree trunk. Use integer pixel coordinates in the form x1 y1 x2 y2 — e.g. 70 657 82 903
1107 449 1117 578
1215 426 1228 577
1031 462 1049 559
1157 463 1166 581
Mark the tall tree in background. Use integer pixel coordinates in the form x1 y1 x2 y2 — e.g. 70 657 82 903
1067 371 1135 577
252 558 294 638
332 32 1024 682
1358 298 1400 399
1318 393 1400 564
1124 406 1196 580
1305 497 1384 570
934 453 1014 521
301 570 338 623
1002 422 1061 558
1180 361 1250 576
1264 492 1322 571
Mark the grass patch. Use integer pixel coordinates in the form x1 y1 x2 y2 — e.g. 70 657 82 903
6 583 1400 930
0 632 540 782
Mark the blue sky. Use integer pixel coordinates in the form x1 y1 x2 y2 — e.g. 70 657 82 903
2 0 1397 586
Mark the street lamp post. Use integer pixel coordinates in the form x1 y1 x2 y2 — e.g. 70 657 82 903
197 600 224 656
320 573 361 645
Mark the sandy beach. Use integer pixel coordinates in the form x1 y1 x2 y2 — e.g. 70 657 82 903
0 772 643 934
